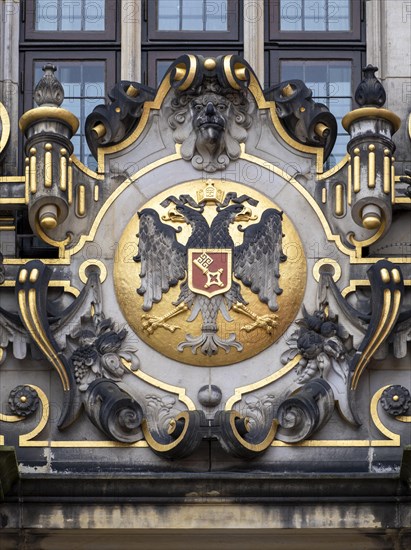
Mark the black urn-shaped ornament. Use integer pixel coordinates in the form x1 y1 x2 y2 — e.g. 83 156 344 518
34 64 64 107
355 65 386 108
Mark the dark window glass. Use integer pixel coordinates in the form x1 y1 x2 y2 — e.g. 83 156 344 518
34 61 105 169
145 0 238 42
156 60 174 85
269 0 360 40
35 0 105 32
280 0 350 32
157 0 228 32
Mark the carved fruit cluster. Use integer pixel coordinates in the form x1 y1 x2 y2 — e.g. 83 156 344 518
70 317 139 391
281 306 349 384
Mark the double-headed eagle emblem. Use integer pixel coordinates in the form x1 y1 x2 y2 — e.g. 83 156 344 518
134 184 286 356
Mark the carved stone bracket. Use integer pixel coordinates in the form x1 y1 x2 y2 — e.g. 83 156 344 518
85 81 156 157
142 408 277 460
265 79 337 160
276 379 335 443
84 379 144 443
349 261 404 395
142 410 205 459
15 261 76 429
215 410 278 459
9 260 143 439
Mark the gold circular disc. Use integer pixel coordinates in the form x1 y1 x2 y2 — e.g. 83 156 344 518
114 180 306 367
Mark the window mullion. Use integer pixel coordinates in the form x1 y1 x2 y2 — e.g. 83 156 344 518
203 0 206 32
325 0 329 32
81 0 86 32
301 0 305 32
57 0 62 32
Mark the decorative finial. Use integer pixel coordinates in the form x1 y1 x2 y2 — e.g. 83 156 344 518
354 65 386 108
34 64 64 107
196 179 225 204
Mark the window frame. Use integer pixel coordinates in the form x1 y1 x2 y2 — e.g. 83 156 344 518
22 50 117 112
22 50 118 169
23 0 119 41
268 0 362 41
268 49 363 95
146 0 240 42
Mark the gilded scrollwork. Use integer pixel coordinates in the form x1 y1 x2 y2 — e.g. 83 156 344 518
0 52 410 467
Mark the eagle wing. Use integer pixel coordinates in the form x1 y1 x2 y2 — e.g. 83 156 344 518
134 208 187 311
234 209 285 312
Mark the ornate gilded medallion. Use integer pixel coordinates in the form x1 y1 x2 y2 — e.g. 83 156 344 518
114 179 306 366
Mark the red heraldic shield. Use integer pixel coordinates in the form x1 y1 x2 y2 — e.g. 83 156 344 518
188 249 232 298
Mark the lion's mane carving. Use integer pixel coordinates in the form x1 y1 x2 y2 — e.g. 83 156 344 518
169 80 252 173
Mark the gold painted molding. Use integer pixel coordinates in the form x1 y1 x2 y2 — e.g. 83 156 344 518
270 386 401 448
1 384 402 449
342 107 401 132
239 149 410 264
126 366 196 411
313 258 342 283
19 106 79 134
92 64 327 175
225 355 301 410
317 154 350 181
0 101 11 155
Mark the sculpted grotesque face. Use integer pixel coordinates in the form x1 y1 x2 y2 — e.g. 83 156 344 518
191 94 230 146
169 84 252 173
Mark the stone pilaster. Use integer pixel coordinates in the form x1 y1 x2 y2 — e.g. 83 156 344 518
0 0 20 175
121 0 141 82
243 0 264 86
366 0 411 168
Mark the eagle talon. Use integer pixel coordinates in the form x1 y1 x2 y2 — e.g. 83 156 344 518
241 315 278 334
141 304 188 335
141 316 180 334
233 303 278 334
